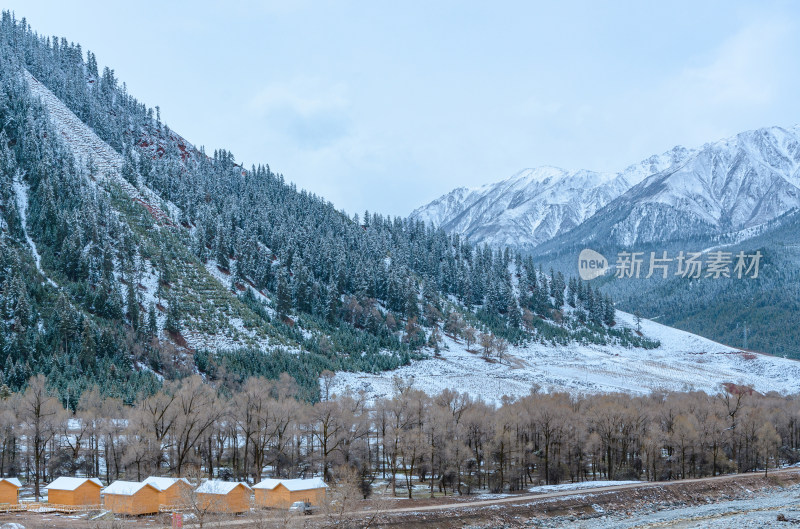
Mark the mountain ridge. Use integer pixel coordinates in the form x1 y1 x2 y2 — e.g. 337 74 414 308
412 125 800 250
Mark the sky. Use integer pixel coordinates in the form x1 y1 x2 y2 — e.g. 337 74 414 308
7 1 800 217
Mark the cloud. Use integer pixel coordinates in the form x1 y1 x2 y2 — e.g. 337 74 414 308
248 80 352 150
667 17 792 109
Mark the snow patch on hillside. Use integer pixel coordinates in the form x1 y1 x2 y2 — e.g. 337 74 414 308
331 311 800 404
12 174 59 289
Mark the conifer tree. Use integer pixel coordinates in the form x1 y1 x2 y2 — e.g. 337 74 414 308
165 295 181 334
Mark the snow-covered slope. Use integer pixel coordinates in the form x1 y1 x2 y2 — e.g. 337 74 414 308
23 69 278 352
414 126 800 250
24 70 177 226
12 174 58 289
331 311 800 403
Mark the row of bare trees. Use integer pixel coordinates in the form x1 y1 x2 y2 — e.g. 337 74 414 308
0 374 797 501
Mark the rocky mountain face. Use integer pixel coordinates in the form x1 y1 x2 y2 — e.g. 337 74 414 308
588 126 800 247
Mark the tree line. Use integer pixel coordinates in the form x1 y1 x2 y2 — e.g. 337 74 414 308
1 373 795 502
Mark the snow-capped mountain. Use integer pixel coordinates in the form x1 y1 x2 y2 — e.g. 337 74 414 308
410 166 628 251
413 126 800 250
584 126 800 247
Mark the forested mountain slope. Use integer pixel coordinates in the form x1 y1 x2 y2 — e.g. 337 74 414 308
0 13 650 405
603 208 800 358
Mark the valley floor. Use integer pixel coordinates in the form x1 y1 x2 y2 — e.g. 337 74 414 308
2 469 799 528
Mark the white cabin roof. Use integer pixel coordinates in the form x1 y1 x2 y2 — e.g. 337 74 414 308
46 477 103 491
253 478 327 491
0 477 21 488
102 480 158 496
142 476 191 490
196 480 251 495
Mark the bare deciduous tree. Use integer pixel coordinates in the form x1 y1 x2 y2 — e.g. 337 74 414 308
478 332 494 359
17 374 63 500
171 376 222 476
464 326 477 352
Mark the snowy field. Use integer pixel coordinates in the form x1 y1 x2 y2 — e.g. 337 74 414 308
331 311 800 403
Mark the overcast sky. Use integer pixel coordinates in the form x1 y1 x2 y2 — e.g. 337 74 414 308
7 1 800 216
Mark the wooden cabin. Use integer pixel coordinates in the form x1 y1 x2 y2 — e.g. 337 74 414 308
195 481 252 513
102 481 161 515
142 476 192 507
45 477 103 506
253 478 327 509
0 478 21 504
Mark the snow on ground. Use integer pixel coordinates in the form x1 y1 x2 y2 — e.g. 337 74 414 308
136 361 164 381
331 310 800 404
528 480 640 493
205 258 274 309
136 258 167 329
12 175 59 289
204 259 234 290
166 258 274 352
